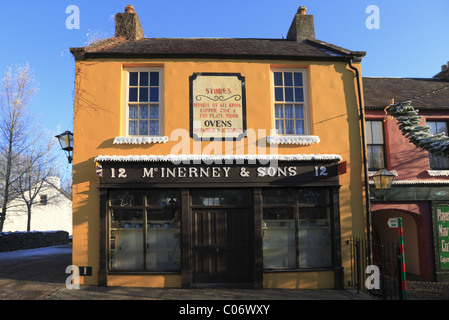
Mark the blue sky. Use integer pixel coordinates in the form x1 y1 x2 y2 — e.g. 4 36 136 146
0 0 448 137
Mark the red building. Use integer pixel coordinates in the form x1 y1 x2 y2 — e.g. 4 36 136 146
363 64 449 282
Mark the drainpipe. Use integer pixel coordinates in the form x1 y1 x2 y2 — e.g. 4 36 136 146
348 57 372 264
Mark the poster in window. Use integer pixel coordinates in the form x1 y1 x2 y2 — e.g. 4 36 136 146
190 73 247 140
436 205 449 269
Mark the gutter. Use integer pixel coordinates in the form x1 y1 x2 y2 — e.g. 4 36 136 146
348 57 372 258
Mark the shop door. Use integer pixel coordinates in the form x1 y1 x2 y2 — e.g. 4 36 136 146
192 209 252 286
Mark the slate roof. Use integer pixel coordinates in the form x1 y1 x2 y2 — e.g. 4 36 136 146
70 37 365 62
363 77 449 110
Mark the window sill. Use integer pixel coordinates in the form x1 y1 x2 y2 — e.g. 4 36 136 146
113 136 169 145
267 135 320 145
427 170 449 177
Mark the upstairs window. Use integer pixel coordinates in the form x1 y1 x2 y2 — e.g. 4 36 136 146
366 120 386 171
127 69 163 136
272 70 308 135
427 120 449 169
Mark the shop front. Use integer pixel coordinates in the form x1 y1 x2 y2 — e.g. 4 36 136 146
96 155 343 289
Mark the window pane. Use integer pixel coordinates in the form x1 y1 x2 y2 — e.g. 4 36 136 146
147 211 181 271
295 120 305 134
129 72 138 86
147 190 181 207
365 121 373 144
139 120 149 135
371 121 384 144
274 72 283 86
139 88 148 102
284 72 293 86
129 88 138 102
284 105 294 119
298 207 331 268
150 72 159 86
150 105 159 119
294 72 303 87
294 88 304 102
275 105 283 119
295 105 304 119
110 190 144 206
191 189 251 207
140 105 149 119
368 145 384 170
285 120 294 134
129 120 138 135
149 120 159 135
140 72 149 86
263 208 296 268
129 105 138 119
285 87 294 102
275 120 284 134
275 87 284 102
110 209 144 271
428 121 437 134
262 188 295 205
437 122 448 135
149 87 159 102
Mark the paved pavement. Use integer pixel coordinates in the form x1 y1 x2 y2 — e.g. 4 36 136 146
0 244 445 301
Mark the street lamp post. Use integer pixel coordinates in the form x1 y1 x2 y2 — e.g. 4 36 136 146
55 131 73 164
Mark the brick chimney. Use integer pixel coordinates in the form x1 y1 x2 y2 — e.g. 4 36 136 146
287 6 315 42
434 62 449 80
115 5 145 41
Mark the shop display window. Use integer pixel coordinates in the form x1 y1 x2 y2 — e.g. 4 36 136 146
108 190 181 272
262 188 332 269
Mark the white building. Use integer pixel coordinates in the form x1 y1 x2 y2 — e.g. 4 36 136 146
2 177 72 235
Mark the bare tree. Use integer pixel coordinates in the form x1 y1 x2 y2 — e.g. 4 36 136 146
10 132 60 231
0 64 38 231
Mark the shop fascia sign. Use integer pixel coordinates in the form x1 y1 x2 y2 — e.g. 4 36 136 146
99 161 338 185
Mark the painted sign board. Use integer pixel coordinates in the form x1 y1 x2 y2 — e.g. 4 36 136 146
190 73 247 141
436 205 449 270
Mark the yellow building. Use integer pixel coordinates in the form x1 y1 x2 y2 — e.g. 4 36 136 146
70 5 367 289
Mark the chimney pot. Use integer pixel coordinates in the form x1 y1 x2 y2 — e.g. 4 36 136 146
298 6 307 15
125 5 135 13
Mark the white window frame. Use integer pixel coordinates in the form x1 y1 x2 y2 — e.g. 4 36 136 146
271 68 311 136
267 68 318 145
125 68 165 138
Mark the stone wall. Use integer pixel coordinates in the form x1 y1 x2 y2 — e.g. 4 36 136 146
0 231 69 252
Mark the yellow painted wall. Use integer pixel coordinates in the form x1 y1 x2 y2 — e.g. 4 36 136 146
72 58 366 288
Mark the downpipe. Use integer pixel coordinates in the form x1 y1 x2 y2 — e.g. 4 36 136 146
348 57 372 265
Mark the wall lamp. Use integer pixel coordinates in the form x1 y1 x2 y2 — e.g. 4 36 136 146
55 131 73 164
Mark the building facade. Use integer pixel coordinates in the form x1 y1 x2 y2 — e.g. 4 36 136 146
70 6 368 289
363 69 449 282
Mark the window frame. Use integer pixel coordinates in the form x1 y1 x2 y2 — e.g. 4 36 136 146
271 68 310 136
426 120 449 170
366 119 386 171
262 188 333 271
125 68 165 137
107 189 181 273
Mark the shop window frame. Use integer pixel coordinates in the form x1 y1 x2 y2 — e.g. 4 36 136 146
261 187 334 271
107 189 181 273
